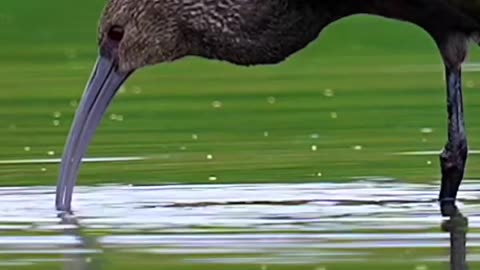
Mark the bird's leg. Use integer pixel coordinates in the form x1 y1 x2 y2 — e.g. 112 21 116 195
439 63 468 217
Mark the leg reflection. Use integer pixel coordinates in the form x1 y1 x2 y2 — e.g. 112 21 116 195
441 210 468 270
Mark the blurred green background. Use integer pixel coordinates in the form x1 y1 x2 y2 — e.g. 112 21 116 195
1 1 480 186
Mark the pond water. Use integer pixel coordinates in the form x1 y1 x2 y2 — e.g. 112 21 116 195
0 179 478 269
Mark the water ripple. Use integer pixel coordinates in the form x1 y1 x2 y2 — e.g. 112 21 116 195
0 180 478 268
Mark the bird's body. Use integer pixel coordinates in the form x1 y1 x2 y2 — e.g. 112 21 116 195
55 0 480 216
194 0 475 66
449 0 480 22
174 0 480 66
182 0 330 65
99 0 480 70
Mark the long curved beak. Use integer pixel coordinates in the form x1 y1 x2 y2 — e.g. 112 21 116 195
56 56 132 212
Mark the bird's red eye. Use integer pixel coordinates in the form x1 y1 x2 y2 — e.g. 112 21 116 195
108 26 124 42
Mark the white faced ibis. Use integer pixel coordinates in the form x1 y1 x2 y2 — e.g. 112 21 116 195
56 0 480 216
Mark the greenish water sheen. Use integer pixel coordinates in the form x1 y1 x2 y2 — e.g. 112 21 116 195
1 2 480 186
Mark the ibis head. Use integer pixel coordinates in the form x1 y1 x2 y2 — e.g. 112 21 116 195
98 0 190 72
56 0 201 211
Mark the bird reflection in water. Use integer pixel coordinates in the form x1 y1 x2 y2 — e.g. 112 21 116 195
442 210 469 270
59 213 101 270
55 210 470 270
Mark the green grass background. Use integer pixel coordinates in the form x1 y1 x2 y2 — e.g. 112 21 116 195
1 1 480 186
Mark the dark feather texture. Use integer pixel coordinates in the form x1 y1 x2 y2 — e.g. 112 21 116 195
97 0 480 71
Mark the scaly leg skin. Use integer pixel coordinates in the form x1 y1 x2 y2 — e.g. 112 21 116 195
439 66 468 217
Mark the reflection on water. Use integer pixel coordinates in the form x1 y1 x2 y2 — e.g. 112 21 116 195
442 212 468 270
0 180 478 269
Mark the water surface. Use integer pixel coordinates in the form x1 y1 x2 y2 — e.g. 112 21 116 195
0 180 478 269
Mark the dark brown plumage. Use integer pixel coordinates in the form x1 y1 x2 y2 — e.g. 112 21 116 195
56 0 480 216
98 0 480 70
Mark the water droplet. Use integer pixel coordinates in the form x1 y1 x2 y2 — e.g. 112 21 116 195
180 146 187 151
53 111 62 118
311 145 318 151
353 145 363 151
208 176 217 181
207 154 214 160
192 134 199 140
261 265 268 270
324 88 335 97
47 151 55 156
310 133 319 139
420 128 433 134
330 112 338 119
267 96 276 104
427 160 432 165
467 80 475 88
24 146 31 152
53 120 60 126
415 265 428 270
86 257 92 263
70 100 78 108
212 100 223 108
422 137 428 143
316 172 323 177
41 168 47 172
264 131 269 137
133 86 142 94
108 114 124 122
315 267 327 270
